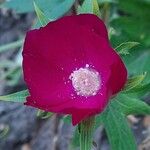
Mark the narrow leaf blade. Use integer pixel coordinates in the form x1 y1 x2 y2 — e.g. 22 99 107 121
115 94 150 115
77 0 100 16
33 1 49 26
77 0 93 14
124 73 147 92
127 82 150 95
0 90 29 103
101 102 137 150
93 0 100 16
37 109 53 119
115 41 140 55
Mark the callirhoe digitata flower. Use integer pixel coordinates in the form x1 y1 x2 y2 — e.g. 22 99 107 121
23 14 127 125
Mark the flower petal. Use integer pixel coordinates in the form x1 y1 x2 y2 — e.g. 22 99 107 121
23 14 127 125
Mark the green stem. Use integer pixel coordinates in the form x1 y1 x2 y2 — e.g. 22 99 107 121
79 117 95 150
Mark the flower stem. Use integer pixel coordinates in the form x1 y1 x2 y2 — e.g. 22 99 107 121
79 117 95 150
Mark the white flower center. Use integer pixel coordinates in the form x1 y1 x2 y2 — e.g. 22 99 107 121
69 65 101 97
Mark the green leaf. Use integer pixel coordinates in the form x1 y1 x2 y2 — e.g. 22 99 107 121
115 94 150 115
37 109 53 119
118 0 150 20
33 1 50 26
110 0 150 48
111 16 150 48
45 0 75 20
126 51 150 75
63 115 71 124
127 82 150 95
71 116 101 149
1 0 75 20
1 0 33 13
124 73 147 92
108 27 116 39
93 0 100 16
71 128 80 148
0 90 29 103
115 41 140 55
123 73 150 96
98 0 117 3
101 102 137 150
78 0 100 16
94 114 103 129
99 92 150 150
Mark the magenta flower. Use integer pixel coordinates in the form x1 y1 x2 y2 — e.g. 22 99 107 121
23 14 127 125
